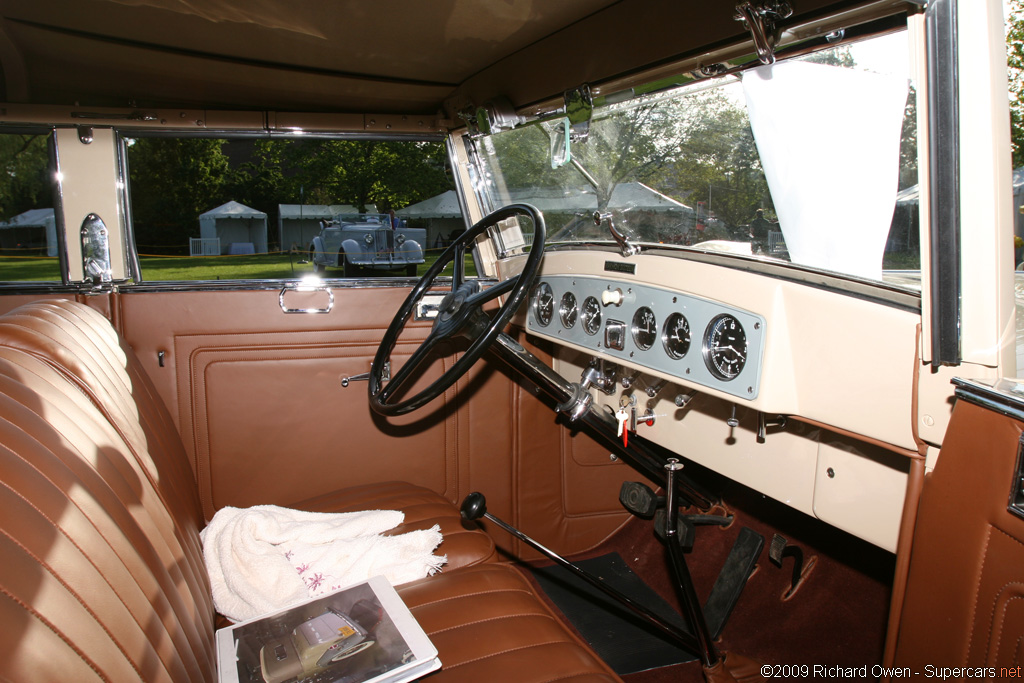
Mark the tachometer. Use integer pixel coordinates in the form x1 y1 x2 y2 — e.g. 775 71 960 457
702 314 747 380
631 306 657 350
533 282 554 327
581 296 602 336
559 291 578 328
662 312 691 359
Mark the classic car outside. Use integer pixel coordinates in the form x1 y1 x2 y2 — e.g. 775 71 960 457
259 605 377 683
0 1 1019 682
309 214 425 277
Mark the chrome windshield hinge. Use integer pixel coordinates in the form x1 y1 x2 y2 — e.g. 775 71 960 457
734 1 794 66
594 211 640 258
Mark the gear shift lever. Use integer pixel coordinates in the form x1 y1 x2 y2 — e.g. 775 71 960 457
461 492 703 656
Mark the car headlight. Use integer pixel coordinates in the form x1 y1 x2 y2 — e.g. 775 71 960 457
363 233 374 245
395 234 406 246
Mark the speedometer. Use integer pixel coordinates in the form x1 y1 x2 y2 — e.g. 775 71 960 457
581 296 602 336
533 282 554 327
702 314 747 380
631 307 657 350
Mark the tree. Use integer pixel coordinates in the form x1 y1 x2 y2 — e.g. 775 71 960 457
231 139 451 215
0 134 50 220
127 137 232 248
1008 0 1024 167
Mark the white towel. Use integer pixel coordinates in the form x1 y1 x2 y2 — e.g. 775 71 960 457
201 505 446 622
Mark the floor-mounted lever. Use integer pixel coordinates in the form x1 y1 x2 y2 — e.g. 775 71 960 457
461 492 705 656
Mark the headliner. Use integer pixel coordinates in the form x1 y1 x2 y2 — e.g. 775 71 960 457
0 0 880 121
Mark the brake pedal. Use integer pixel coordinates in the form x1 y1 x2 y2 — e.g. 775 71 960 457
768 534 816 600
619 481 662 518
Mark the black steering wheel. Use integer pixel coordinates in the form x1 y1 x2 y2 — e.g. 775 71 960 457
368 204 545 416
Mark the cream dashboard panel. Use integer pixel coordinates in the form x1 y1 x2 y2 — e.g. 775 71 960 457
510 249 921 452
502 249 921 551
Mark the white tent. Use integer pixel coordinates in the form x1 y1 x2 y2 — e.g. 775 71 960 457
277 204 378 252
396 191 463 219
396 192 465 248
0 208 57 256
505 182 693 214
199 201 268 254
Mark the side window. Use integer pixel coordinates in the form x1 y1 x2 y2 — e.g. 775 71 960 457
0 130 62 283
125 136 467 281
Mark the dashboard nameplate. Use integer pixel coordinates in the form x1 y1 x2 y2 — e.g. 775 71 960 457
604 261 636 274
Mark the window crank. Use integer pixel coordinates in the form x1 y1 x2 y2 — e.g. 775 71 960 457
341 360 390 388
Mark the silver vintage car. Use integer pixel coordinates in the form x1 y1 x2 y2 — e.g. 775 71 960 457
309 214 425 277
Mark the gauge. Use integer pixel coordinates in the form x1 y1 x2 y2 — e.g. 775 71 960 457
581 296 602 336
533 282 554 327
662 312 691 359
631 306 657 350
703 314 747 380
559 291 578 328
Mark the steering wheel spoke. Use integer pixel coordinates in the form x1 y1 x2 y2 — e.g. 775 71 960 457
377 333 442 403
465 277 516 309
451 242 466 290
369 204 545 416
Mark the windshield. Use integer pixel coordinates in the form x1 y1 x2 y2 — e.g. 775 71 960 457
472 31 917 289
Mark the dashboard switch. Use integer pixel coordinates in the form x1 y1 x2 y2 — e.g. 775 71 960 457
602 288 624 306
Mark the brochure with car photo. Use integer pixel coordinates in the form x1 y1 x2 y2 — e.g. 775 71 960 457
216 575 440 683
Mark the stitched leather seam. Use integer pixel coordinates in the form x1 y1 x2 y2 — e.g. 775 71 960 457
430 612 553 636
536 671 619 683
0 467 182 679
408 586 535 610
441 638 567 670
984 526 1024 664
991 592 1024 663
0 585 112 682
967 524 995 664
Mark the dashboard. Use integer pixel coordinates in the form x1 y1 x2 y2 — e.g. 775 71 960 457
526 275 766 401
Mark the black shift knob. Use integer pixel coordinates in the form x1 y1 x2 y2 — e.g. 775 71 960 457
460 492 487 520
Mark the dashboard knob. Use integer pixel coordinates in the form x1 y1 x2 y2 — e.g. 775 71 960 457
601 289 623 306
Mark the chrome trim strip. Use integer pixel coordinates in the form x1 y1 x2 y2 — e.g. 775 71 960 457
953 377 1024 424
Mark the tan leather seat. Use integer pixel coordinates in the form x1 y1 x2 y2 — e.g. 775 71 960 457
0 300 495 571
0 300 620 683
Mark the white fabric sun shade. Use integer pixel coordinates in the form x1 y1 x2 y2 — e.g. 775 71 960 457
742 61 908 281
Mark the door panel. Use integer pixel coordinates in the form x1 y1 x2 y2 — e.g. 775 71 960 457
115 285 636 556
892 379 1024 671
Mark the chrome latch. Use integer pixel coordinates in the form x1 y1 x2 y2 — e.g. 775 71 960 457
80 213 112 287
734 0 794 66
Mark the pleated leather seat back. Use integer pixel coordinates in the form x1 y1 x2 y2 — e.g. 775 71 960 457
0 344 216 681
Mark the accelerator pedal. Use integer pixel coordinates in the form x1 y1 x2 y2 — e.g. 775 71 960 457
704 527 764 639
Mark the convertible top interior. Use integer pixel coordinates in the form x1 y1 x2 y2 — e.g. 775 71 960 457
0 0 1021 681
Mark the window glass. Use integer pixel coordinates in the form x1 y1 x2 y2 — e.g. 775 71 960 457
0 131 61 282
474 31 918 290
126 136 468 281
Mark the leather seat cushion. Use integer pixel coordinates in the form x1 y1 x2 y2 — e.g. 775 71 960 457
398 562 621 683
296 480 497 571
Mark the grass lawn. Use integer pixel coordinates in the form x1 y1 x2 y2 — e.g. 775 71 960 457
0 249 476 283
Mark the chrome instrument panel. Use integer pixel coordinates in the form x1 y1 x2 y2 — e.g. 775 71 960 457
528 275 766 400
